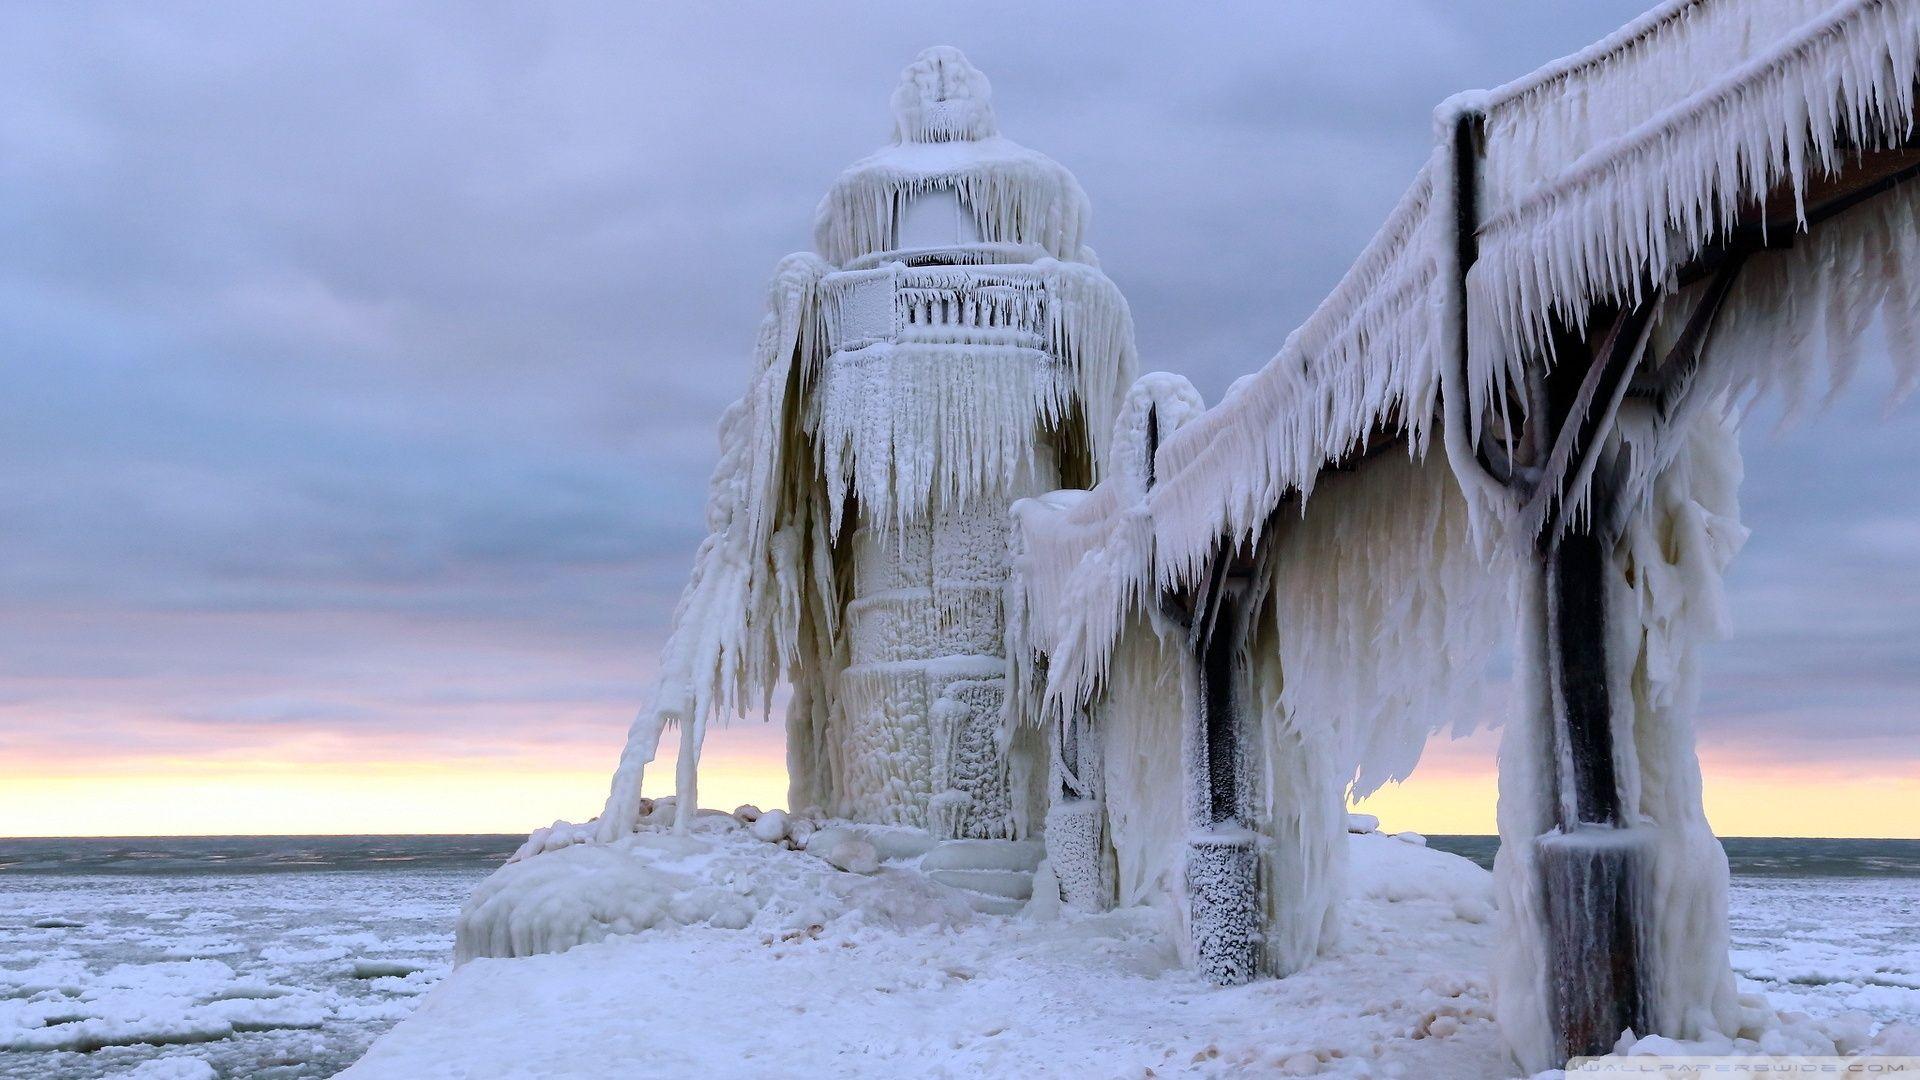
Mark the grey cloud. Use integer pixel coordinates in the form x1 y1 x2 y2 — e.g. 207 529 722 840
3 0 1910 771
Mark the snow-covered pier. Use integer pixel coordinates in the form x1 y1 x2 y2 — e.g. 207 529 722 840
1013 0 1918 1067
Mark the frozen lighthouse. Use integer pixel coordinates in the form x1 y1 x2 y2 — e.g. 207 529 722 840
573 47 1136 849
807 47 1135 838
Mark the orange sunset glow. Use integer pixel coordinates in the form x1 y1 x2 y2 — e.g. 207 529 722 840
10 721 1920 840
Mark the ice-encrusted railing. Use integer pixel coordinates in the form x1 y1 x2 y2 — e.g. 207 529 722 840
810 259 1135 534
820 263 1054 351
1477 0 1845 207
1145 160 1442 591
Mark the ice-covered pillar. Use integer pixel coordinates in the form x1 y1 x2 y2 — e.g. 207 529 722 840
1168 549 1261 985
1439 100 1650 1064
1501 435 1744 1069
1044 702 1110 911
1515 340 1750 1066
1440 97 1749 1067
1531 522 1650 1058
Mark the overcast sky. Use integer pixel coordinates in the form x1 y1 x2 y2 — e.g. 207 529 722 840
3 2 1916 835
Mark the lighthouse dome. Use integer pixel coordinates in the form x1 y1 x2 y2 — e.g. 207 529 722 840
812 47 1092 268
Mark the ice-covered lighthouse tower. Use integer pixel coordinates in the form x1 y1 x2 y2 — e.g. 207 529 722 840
585 47 1135 845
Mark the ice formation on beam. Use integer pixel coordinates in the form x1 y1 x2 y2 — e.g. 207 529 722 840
1145 166 1443 592
514 46 1133 861
1141 0 1918 593
1012 390 1507 800
1469 0 1920 446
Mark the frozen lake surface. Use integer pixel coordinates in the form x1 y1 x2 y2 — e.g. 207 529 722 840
1 835 1914 1078
0 837 513 1079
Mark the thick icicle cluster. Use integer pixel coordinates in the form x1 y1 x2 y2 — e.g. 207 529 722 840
811 259 1134 529
1708 180 1920 417
1006 373 1511 975
1266 450 1511 801
814 138 1092 269
1469 0 1920 438
549 253 832 851
1142 0 1918 585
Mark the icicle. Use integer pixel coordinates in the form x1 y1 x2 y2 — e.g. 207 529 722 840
810 260 1133 535
1711 182 1920 424
1471 0 1920 418
1268 449 1512 800
1145 162 1446 594
593 253 832 840
1003 373 1207 728
813 129 1091 268
1097 630 1188 916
